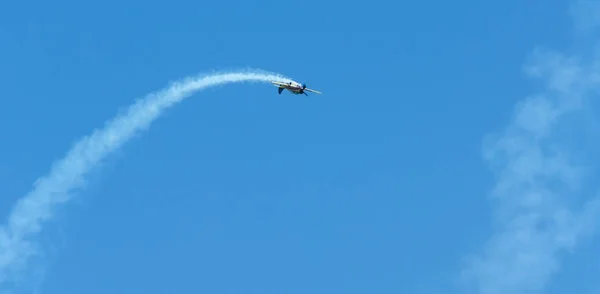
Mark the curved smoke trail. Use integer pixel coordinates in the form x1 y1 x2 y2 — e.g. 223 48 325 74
0 69 294 287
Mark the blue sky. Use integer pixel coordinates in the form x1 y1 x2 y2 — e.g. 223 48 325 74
1 0 600 293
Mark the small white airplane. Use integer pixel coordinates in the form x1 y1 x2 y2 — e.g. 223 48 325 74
271 81 322 96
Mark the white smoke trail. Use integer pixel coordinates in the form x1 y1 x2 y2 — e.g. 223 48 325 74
460 47 600 294
0 69 294 288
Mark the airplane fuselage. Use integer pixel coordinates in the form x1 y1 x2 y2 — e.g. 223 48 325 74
286 87 304 94
277 82 306 95
271 81 320 96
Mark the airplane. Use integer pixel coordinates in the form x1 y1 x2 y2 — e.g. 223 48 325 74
271 81 322 96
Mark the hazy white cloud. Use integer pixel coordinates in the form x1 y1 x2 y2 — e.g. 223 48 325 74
460 28 600 294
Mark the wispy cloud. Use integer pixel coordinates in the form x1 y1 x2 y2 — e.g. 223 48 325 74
460 2 600 294
0 70 293 292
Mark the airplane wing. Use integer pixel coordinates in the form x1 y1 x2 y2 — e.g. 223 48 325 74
270 81 288 86
304 88 322 94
